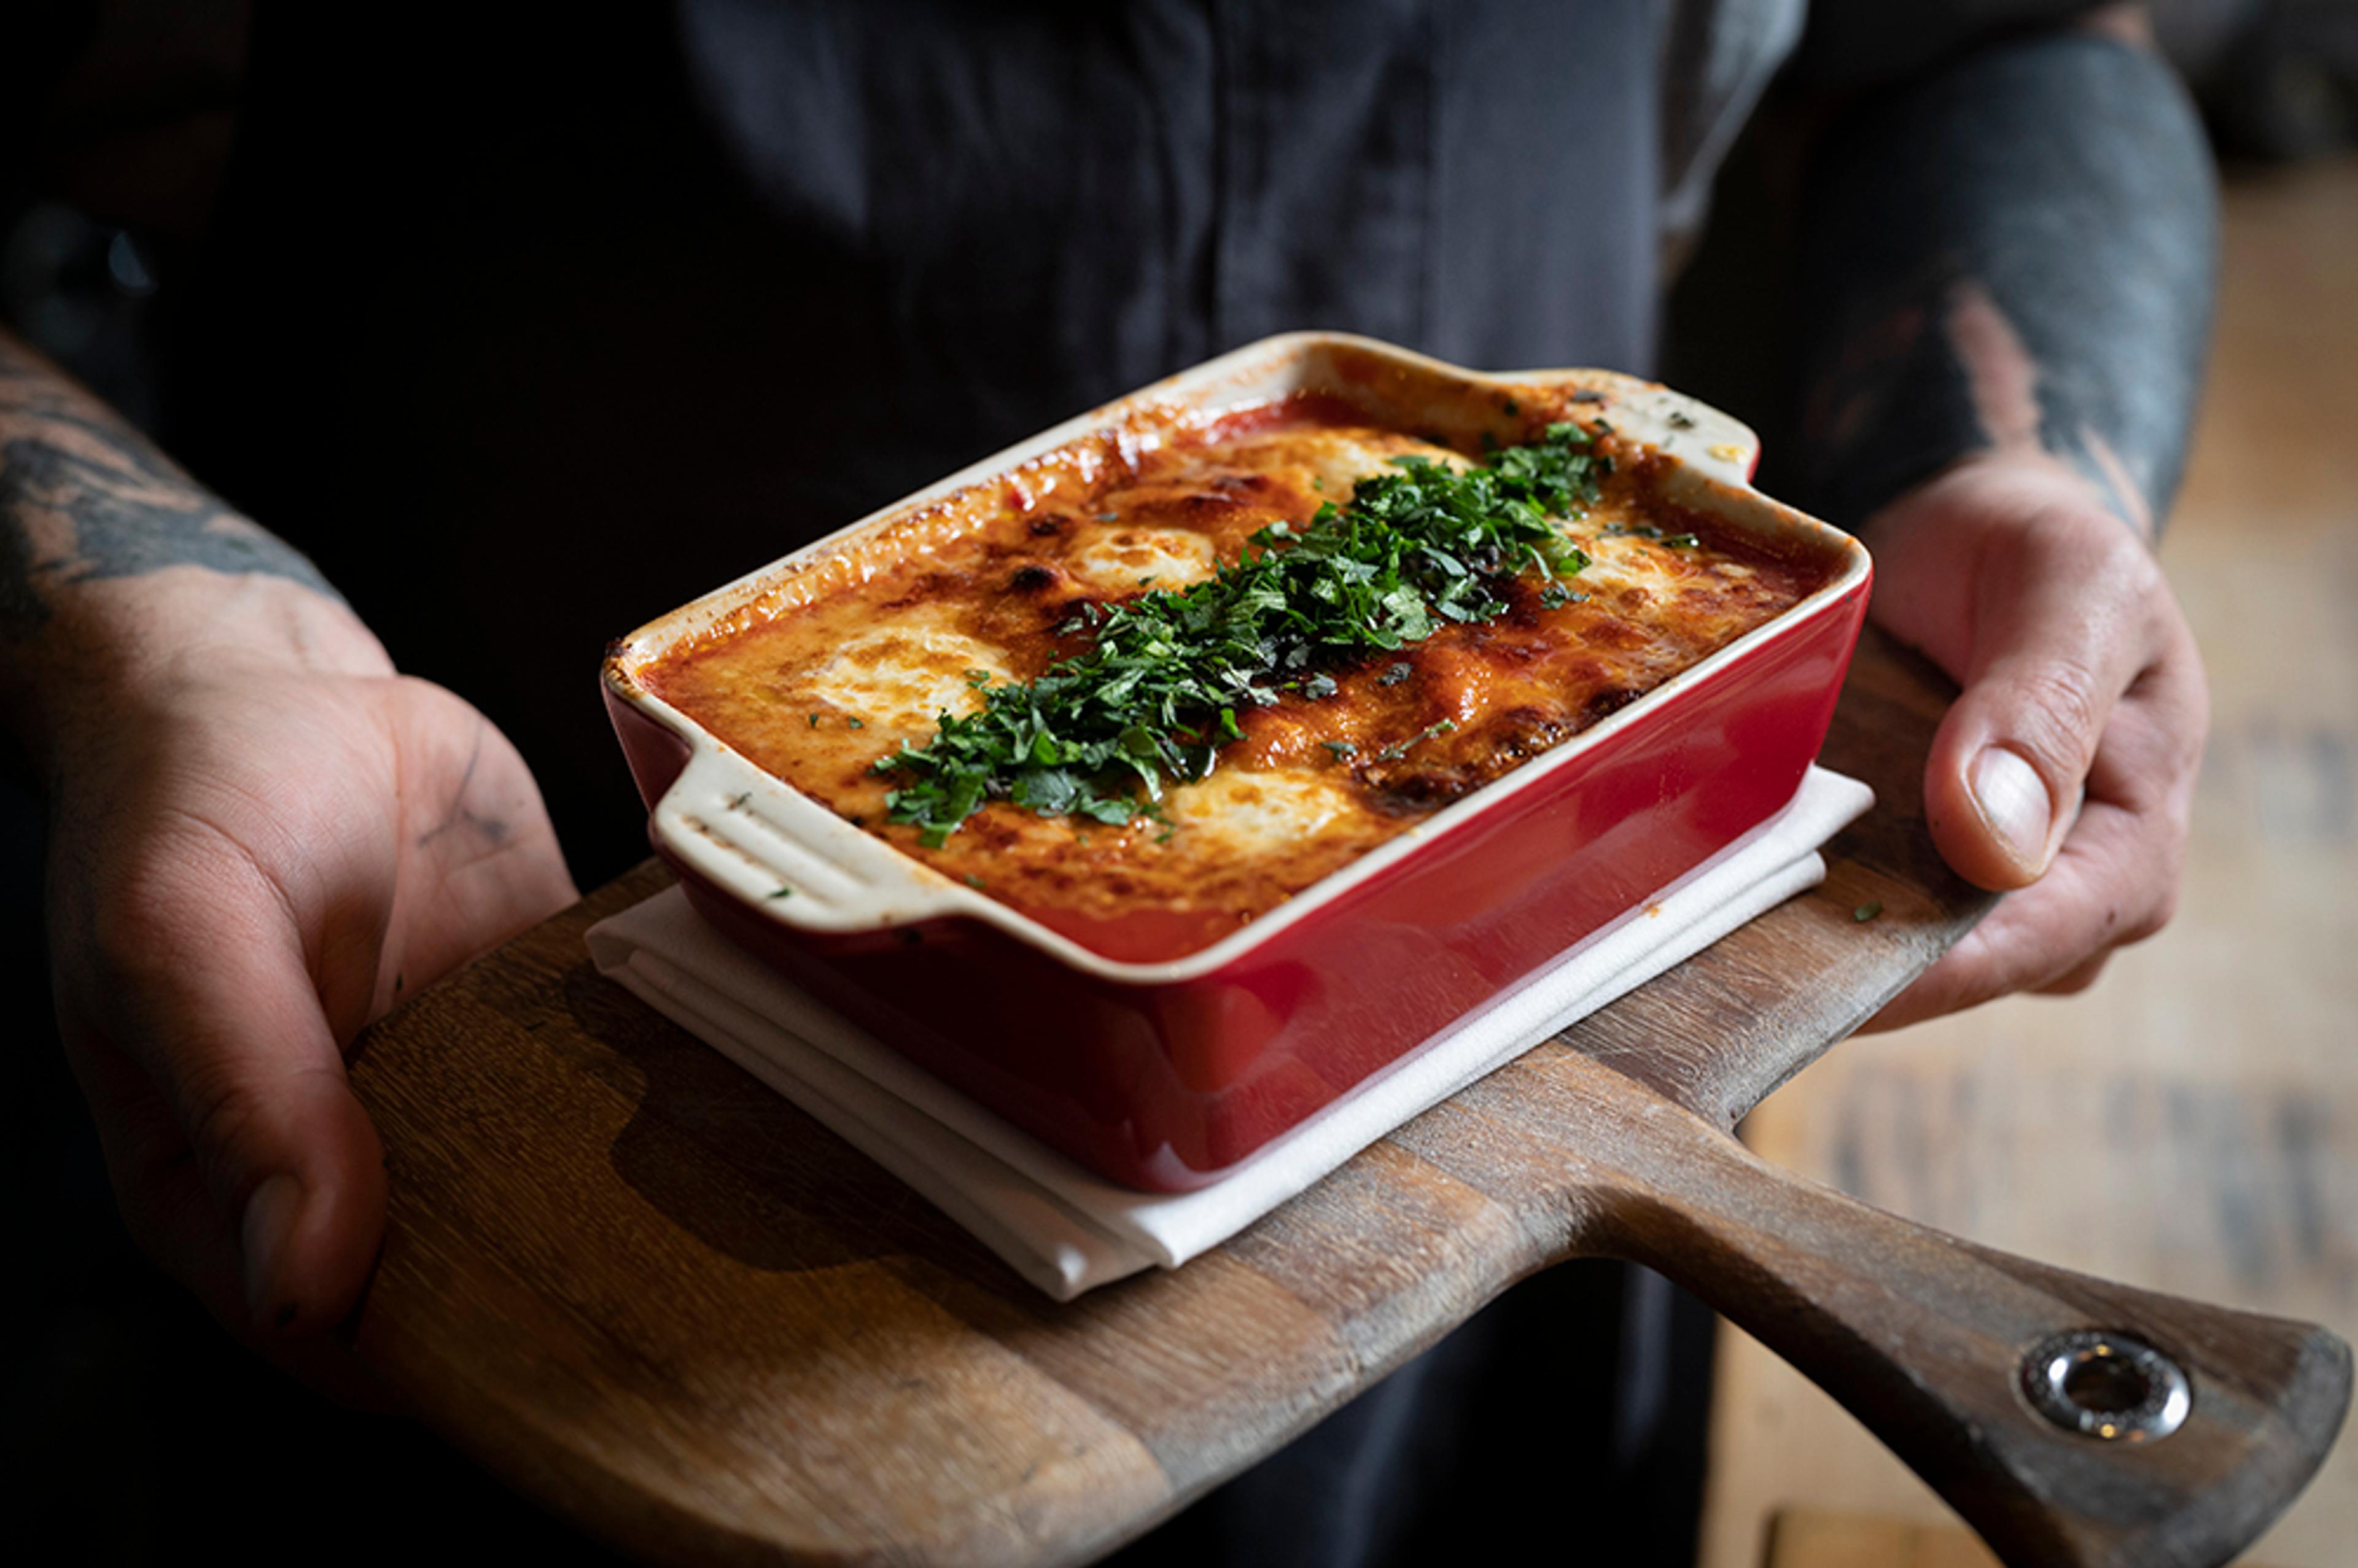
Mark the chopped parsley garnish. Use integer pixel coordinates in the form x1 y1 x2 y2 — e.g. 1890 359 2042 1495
1605 522 1698 548
1375 717 1458 763
1321 740 1358 760
1853 901 1884 923
876 422 1603 845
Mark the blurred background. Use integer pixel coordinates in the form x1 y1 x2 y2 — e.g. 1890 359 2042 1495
2 2 2354 1565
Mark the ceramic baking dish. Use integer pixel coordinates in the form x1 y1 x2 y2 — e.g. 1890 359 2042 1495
603 333 1871 1190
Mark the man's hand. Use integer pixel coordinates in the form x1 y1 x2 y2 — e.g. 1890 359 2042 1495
1782 9 2216 1027
0 326 577 1354
41 600 576 1345
1860 454 2207 1030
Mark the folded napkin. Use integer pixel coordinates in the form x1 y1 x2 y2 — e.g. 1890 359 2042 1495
587 765 1872 1300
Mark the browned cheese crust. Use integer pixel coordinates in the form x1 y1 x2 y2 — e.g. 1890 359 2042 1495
645 401 1824 953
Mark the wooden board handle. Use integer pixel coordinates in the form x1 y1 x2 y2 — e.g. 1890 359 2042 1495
1597 1112 2350 1568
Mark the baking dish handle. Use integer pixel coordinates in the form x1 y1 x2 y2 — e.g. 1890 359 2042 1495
1509 370 1761 489
648 743 972 933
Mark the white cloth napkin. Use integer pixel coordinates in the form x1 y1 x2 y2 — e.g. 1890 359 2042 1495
587 766 1872 1300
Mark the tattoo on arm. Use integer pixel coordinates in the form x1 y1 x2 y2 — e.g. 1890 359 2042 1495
1794 27 2218 538
0 334 342 640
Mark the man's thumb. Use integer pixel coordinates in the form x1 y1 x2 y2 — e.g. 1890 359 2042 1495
102 886 388 1337
1923 655 2104 892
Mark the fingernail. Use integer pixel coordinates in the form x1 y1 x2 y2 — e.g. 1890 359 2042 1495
241 1173 303 1331
1971 745 2053 875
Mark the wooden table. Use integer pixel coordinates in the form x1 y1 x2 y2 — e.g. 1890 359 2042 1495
343 629 2349 1568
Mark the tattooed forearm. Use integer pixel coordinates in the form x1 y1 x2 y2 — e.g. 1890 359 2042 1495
0 331 341 641
1794 26 2217 537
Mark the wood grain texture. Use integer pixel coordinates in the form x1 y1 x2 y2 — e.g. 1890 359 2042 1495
341 626 2347 1567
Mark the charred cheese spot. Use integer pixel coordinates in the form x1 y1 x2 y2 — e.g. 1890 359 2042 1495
801 619 1013 732
1165 769 1355 854
1063 524 1218 592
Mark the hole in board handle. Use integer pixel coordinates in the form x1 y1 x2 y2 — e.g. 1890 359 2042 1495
2019 1329 2192 1443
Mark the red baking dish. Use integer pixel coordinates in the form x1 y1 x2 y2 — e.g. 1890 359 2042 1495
603 333 1870 1190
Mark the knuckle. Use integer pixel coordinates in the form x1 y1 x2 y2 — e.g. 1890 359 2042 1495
81 896 177 992
2045 960 2107 996
2055 510 2159 588
2001 661 2107 779
2126 544 2175 610
2177 702 2212 777
2098 526 2165 591
178 1060 270 1192
2128 818 2190 944
2125 882 2179 945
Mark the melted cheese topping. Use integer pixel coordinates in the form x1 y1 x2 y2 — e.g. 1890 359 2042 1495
800 615 1013 735
1063 524 1219 593
645 400 1829 960
1164 769 1356 855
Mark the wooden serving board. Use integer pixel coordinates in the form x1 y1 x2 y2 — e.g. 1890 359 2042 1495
343 628 2349 1568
